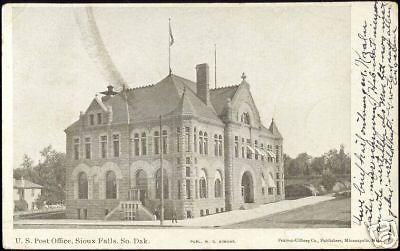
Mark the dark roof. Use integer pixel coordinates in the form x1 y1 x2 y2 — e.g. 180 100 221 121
102 74 222 124
13 179 43 189
66 74 282 139
210 85 239 116
268 119 283 139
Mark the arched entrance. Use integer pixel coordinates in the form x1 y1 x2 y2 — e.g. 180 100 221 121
135 170 148 205
241 171 254 203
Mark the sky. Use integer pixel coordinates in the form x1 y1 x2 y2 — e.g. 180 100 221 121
11 4 351 168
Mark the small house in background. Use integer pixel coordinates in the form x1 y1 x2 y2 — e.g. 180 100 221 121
13 177 43 211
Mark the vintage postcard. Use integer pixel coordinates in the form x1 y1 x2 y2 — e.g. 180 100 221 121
2 2 398 249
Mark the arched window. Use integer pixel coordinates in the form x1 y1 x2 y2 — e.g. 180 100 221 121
106 171 117 199
155 168 169 199
241 112 251 125
78 172 88 199
203 132 208 155
199 131 203 154
214 171 222 198
199 169 207 198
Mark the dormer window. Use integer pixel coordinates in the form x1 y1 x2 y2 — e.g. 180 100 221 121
89 114 94 126
241 112 250 125
97 113 102 124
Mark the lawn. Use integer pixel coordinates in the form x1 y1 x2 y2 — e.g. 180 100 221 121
224 197 351 228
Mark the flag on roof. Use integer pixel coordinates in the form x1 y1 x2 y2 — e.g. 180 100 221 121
169 19 174 46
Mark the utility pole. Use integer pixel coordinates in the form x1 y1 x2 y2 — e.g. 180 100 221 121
159 115 164 225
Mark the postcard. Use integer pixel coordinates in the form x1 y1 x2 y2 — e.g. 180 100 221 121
2 2 398 249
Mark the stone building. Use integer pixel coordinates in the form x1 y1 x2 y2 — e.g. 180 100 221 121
64 63 284 220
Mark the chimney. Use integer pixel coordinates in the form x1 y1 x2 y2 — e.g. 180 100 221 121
196 63 210 105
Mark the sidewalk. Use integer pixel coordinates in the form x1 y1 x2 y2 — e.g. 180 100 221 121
14 195 334 227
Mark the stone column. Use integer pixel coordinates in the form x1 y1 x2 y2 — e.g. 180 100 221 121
223 99 234 211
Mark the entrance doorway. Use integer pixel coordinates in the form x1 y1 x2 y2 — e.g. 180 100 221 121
241 171 254 203
135 170 148 205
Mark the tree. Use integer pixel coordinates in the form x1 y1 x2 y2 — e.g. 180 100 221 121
311 156 324 175
13 145 66 206
283 154 293 177
14 154 34 180
21 154 34 169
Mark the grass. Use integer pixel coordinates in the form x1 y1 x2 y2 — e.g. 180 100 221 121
224 197 351 228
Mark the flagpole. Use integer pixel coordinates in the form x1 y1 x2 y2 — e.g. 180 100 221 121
168 18 171 75
214 44 217 89
159 115 164 226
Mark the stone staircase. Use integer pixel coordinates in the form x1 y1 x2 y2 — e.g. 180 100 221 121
104 201 155 221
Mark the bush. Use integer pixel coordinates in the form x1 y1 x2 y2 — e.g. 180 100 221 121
14 200 28 212
320 174 336 191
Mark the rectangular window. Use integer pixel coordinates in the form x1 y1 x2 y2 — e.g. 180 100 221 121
204 134 208 155
218 135 223 156
241 138 245 158
141 133 147 155
85 137 91 159
134 133 140 156
73 138 80 160
255 140 259 160
268 188 273 195
262 187 265 195
83 208 88 219
234 136 239 158
246 139 252 159
214 135 218 156
162 130 168 154
154 131 160 155
276 172 280 179
100 135 107 158
113 134 120 157
185 157 191 164
261 143 265 160
277 182 281 195
176 128 181 153
195 180 198 199
193 128 197 153
185 127 190 152
186 167 190 177
178 180 181 199
186 179 191 199
275 145 280 163
89 114 94 126
97 113 102 124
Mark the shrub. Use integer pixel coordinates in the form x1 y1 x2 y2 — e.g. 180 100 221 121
14 200 28 212
320 174 336 191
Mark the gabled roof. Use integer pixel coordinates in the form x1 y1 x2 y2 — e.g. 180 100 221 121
13 179 43 189
210 85 239 116
106 74 222 124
